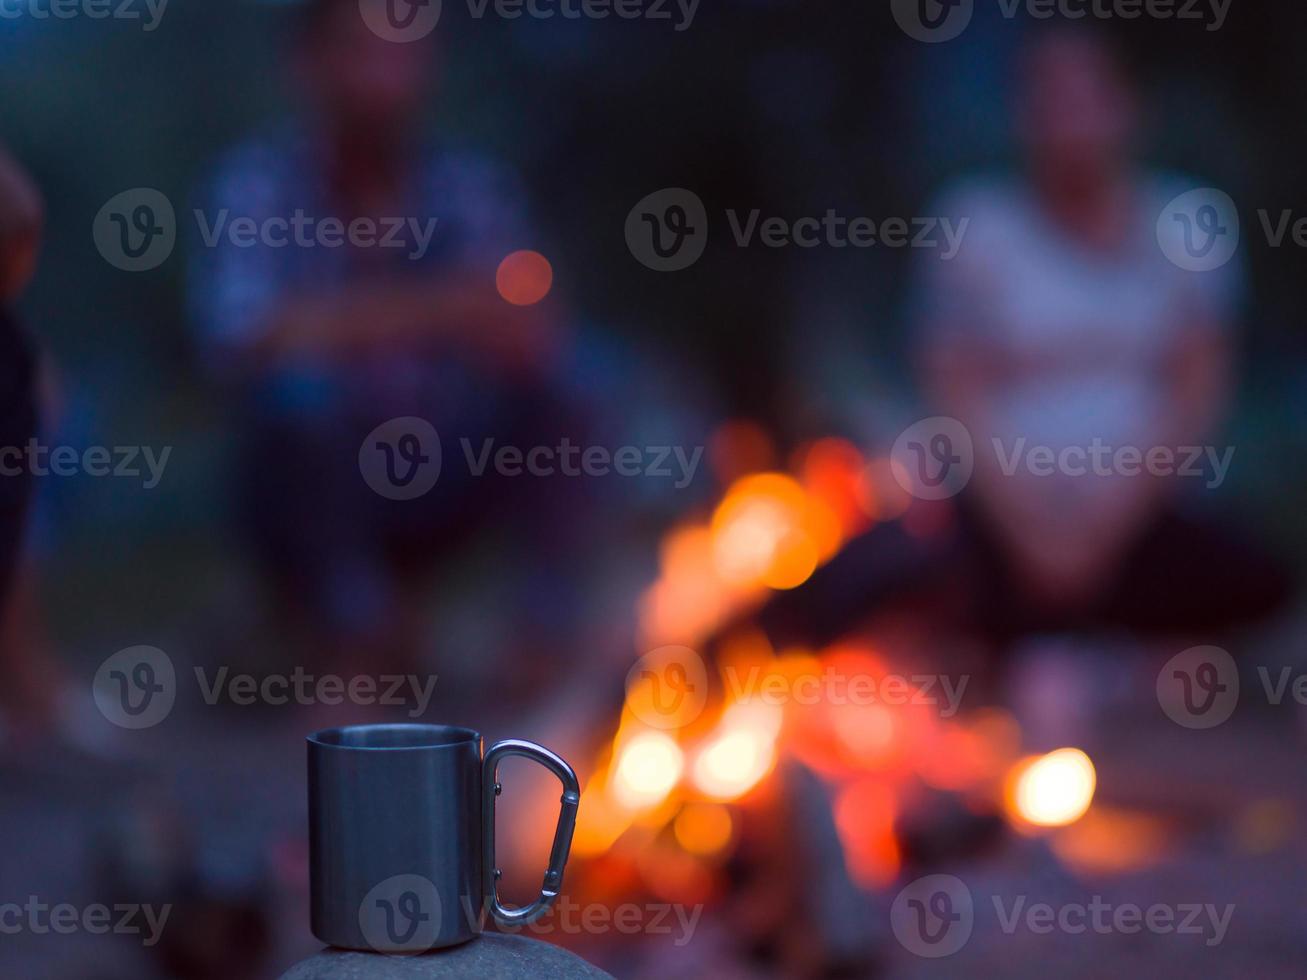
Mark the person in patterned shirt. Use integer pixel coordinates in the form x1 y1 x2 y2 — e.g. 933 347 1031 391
190 0 574 678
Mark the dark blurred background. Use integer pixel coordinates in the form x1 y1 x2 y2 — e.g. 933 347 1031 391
2 1 1307 977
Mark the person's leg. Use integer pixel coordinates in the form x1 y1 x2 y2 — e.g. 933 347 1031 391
378 362 591 696
720 500 977 654
0 310 40 730
236 392 398 676
1097 505 1294 637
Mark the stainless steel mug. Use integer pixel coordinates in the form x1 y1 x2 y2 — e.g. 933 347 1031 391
307 724 579 953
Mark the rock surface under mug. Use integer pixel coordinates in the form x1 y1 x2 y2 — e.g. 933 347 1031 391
279 935 616 979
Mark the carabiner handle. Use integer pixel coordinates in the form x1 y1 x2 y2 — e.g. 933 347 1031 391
482 738 580 927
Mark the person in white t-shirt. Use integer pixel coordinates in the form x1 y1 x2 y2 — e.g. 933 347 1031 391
711 26 1287 665
917 24 1237 610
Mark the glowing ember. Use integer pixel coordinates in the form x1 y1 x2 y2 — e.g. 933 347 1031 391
1050 805 1170 874
710 473 823 591
571 774 634 856
690 704 780 801
762 529 820 589
1008 748 1096 827
673 803 735 857
834 778 901 888
612 732 684 810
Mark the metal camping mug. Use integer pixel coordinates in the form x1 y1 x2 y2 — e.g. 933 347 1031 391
307 724 579 953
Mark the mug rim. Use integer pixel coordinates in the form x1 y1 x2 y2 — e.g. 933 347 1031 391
307 723 482 751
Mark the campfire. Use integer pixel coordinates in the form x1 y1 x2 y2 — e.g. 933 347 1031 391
566 427 1100 922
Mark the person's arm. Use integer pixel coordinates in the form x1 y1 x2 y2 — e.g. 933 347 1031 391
246 271 561 374
920 333 1003 433
0 146 42 301
1160 318 1231 454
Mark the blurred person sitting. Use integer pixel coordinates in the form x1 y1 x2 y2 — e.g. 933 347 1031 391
189 0 578 688
917 24 1240 616
685 36 1291 965
729 25 1289 669
0 144 52 743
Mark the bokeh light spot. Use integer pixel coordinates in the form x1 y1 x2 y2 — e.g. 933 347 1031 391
1009 747 1096 828
496 249 553 306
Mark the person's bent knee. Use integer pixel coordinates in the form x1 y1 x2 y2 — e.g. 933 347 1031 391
0 146 43 302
